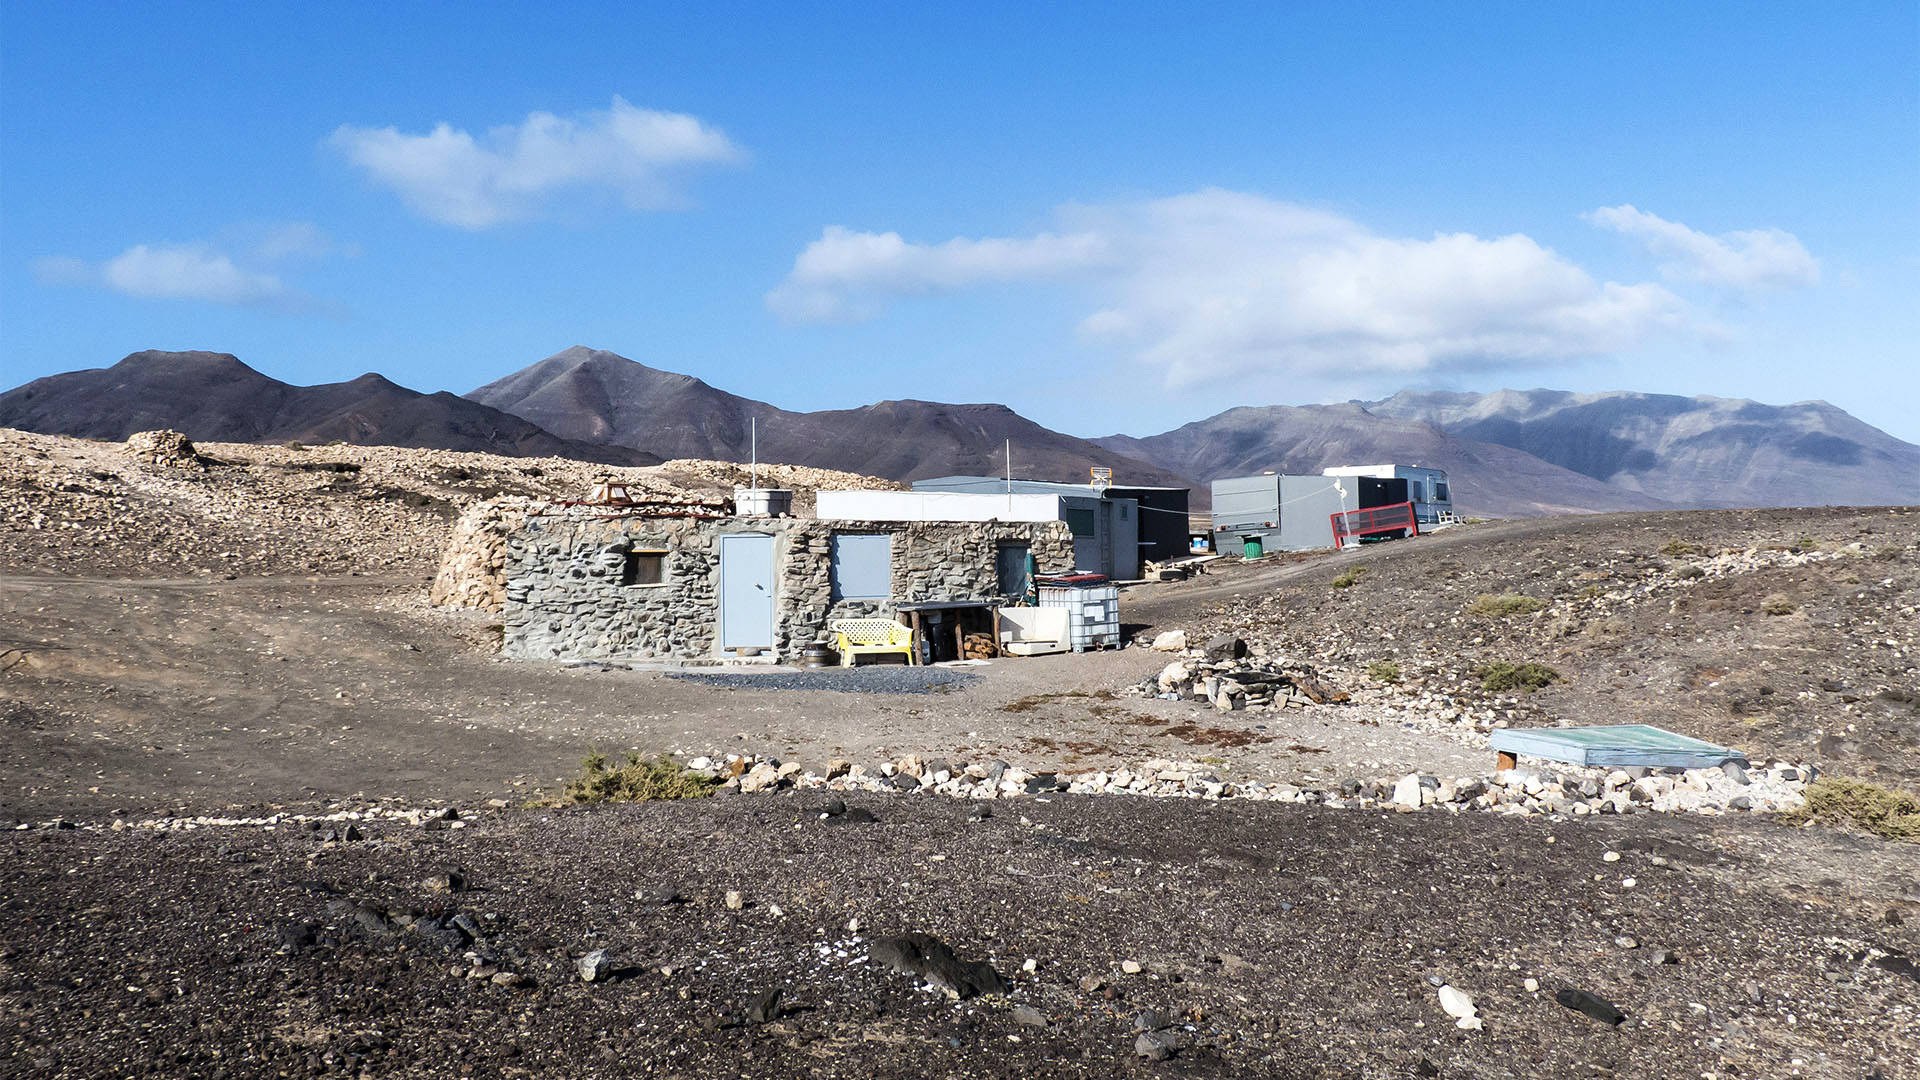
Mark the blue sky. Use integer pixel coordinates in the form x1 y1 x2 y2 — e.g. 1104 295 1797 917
3 2 1916 441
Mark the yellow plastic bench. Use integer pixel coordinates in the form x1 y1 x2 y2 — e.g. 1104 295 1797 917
829 618 915 667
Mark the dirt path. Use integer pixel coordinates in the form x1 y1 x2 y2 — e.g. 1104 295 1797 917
2 572 1483 821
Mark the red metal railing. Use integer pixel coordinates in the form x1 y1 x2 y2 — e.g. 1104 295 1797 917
1330 501 1419 547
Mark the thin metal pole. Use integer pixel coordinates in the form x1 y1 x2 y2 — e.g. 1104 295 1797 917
1005 439 1012 516
751 417 758 491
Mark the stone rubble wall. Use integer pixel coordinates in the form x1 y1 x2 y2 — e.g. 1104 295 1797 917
429 498 537 611
500 509 1074 662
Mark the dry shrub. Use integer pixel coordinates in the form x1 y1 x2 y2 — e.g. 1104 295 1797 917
1785 778 1920 842
1467 593 1545 617
1366 660 1401 683
1761 594 1797 616
1331 566 1368 589
1476 661 1559 693
1660 539 1704 557
563 752 717 804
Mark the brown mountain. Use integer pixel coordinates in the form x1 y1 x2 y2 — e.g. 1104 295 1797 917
1367 388 1920 509
467 346 1190 487
1095 403 1672 518
0 350 655 465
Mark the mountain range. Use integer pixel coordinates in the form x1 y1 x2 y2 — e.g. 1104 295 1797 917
4 346 1916 516
0 350 653 465
464 347 1195 489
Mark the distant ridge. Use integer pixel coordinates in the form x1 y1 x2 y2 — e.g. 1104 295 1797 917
0 351 656 465
6 347 1915 516
1095 403 1671 518
1367 388 1920 509
466 346 1193 488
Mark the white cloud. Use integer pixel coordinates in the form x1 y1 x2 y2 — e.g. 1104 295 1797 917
35 244 289 307
769 189 1694 386
766 226 1109 322
329 96 744 228
1586 204 1819 290
32 225 345 312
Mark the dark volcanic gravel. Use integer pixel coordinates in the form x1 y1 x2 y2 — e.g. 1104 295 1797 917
2 793 1914 1079
666 666 982 694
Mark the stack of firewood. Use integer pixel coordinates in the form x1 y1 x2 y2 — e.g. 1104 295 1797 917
961 632 999 660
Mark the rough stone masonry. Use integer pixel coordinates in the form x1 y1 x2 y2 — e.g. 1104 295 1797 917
499 507 1073 662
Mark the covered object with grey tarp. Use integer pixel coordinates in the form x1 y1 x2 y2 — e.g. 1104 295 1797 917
1489 725 1748 770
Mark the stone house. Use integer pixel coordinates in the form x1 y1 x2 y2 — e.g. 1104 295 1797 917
500 506 1073 663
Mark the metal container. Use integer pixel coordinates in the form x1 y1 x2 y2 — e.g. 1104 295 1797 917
733 488 794 516
1036 580 1121 652
800 643 836 669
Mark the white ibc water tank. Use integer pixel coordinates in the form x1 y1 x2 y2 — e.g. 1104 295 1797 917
733 488 794 516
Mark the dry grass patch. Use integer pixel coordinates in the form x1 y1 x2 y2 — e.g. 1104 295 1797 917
1467 592 1545 617
1365 660 1402 684
560 752 718 804
1761 594 1798 616
1475 661 1559 693
1331 566 1368 589
1784 778 1920 842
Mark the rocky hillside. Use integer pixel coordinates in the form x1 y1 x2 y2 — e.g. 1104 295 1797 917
1098 403 1670 518
1368 388 1920 509
1132 506 1920 788
0 428 894 579
467 346 1192 488
0 351 653 465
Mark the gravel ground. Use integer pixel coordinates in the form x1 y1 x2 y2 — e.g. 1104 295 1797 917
666 666 984 694
2 793 1915 1080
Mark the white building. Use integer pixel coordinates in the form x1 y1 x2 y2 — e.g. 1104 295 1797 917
816 488 1140 580
1320 464 1454 523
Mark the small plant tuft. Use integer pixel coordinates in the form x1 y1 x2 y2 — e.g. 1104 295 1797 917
282 440 306 451
562 752 717 804
1660 538 1704 557
1467 592 1545 617
1761 594 1798 616
1331 566 1368 589
1366 660 1402 684
1783 778 1920 842
1475 661 1560 693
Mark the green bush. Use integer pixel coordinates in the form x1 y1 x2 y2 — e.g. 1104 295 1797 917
1331 566 1368 589
1467 592 1546 617
1366 660 1401 684
563 752 717 804
1475 661 1559 693
1785 778 1920 842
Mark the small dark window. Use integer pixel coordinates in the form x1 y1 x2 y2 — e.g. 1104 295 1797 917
1433 482 1450 503
1063 508 1097 536
621 550 665 586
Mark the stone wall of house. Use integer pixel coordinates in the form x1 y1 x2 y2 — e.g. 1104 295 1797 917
500 510 1073 662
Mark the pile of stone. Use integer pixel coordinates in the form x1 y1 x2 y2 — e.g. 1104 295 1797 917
1126 631 1346 712
429 497 535 611
691 750 1811 819
121 429 204 468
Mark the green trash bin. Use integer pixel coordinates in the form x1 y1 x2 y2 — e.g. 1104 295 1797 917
1241 535 1264 559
